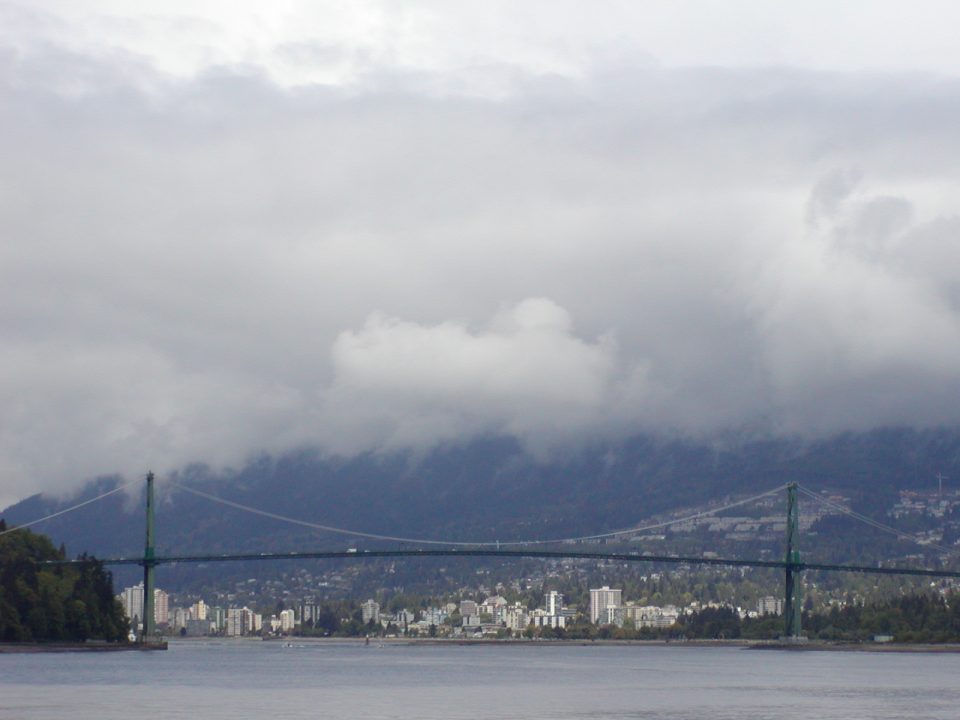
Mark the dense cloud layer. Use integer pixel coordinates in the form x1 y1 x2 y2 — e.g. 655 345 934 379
4 2 960 505
322 299 623 455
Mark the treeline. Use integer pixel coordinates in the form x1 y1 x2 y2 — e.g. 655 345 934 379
523 595 960 642
802 594 960 643
0 521 128 643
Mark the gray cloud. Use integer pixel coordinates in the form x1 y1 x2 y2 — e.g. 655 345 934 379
4 15 960 505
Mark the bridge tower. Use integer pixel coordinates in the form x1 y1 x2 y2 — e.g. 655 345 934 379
140 471 156 642
783 481 803 639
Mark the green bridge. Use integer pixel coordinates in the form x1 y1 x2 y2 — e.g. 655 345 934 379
45 474 960 644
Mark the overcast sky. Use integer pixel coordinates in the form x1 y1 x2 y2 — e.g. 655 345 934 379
4 1 960 506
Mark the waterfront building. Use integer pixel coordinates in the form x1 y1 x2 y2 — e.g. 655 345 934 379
623 604 665 628
172 607 190 632
530 610 566 629
226 608 243 637
657 605 680 628
504 603 529 632
224 607 260 636
121 583 144 628
479 595 508 622
298 601 320 625
246 609 262 634
459 599 478 617
758 596 783 616
546 590 563 616
462 613 481 628
120 583 170 630
590 586 623 624
601 606 625 627
423 606 447 626
154 589 169 626
361 599 381 624
191 599 208 621
209 606 226 633
279 609 295 633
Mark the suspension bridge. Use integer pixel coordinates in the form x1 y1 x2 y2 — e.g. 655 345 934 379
7 473 960 644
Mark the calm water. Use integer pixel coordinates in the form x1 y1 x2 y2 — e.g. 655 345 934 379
2 640 959 719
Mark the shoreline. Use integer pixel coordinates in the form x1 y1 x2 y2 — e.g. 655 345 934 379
0 641 167 653
244 636 960 653
8 637 960 654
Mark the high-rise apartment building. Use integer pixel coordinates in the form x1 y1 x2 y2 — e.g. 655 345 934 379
361 599 380 624
246 609 262 634
209 606 226 633
154 589 169 626
120 583 169 628
546 591 563 616
121 583 144 627
589 586 623 624
226 608 243 637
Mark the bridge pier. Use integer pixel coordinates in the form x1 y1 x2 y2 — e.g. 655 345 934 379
140 471 156 642
783 482 803 639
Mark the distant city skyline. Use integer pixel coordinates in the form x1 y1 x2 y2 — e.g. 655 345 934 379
115 579 784 640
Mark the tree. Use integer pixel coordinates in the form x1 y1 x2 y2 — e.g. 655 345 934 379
0 528 126 642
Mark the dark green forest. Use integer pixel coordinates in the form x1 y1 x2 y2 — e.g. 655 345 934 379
799 594 960 643
0 521 128 643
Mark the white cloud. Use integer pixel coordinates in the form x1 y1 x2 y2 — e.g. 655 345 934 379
4 4 960 506
7 1 960 95
321 299 623 454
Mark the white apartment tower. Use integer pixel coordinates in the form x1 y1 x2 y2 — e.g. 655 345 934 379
121 583 144 627
546 591 563 616
361 599 381 624
121 583 169 628
589 586 623 624
758 596 783 616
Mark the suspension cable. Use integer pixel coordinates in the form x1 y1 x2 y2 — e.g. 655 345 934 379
0 480 136 537
796 484 956 555
523 483 789 544
8 475 953 558
170 479 787 547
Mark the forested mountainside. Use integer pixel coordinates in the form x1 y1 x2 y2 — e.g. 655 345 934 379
4 428 960 568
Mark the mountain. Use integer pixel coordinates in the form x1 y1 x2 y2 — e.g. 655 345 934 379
4 428 960 575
